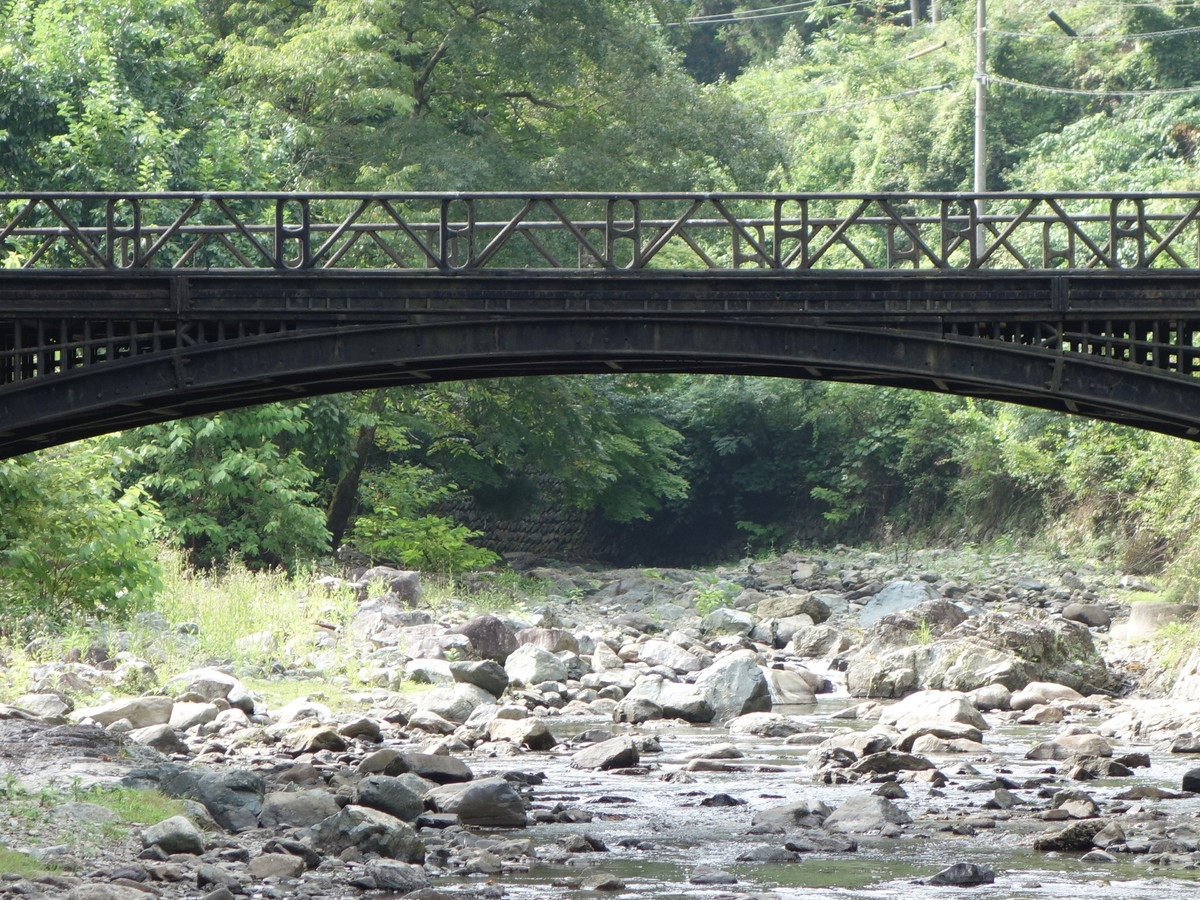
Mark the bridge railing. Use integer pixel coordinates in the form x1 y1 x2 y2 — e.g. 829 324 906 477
3 192 1200 272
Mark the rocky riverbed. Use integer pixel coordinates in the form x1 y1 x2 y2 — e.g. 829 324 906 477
4 545 1200 899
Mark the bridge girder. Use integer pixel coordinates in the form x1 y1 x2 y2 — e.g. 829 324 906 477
1 299 1199 457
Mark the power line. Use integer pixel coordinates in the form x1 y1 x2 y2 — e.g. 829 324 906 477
991 23 1200 41
664 0 858 27
992 75 1200 97
775 81 960 117
682 1 815 22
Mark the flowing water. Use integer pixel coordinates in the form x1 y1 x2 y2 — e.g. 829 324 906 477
411 692 1200 900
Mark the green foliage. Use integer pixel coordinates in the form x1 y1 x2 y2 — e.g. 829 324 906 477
121 405 330 570
0 443 161 627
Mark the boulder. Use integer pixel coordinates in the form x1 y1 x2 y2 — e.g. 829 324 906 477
353 775 426 822
757 593 831 624
72 696 173 730
570 737 639 771
382 751 473 784
504 643 569 686
450 659 510 697
454 614 518 662
878 690 989 732
636 639 705 673
824 795 912 833
694 651 771 723
414 683 497 724
259 790 340 828
763 668 817 706
424 776 527 827
311 805 425 861
926 863 995 886
859 581 940 627
141 815 204 855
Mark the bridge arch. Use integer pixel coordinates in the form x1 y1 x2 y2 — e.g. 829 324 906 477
2 309 1198 458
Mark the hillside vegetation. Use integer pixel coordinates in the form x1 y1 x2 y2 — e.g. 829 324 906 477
3 0 1200 624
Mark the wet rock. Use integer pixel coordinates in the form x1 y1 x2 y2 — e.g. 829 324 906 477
737 845 802 863
849 750 936 776
580 867 626 891
751 800 832 829
425 776 527 827
689 864 737 885
925 862 995 886
310 805 425 861
784 829 858 853
824 796 912 833
571 737 639 771
1033 819 1107 852
1182 766 1200 793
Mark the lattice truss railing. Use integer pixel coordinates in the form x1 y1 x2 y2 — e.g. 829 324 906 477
5 192 1200 387
5 192 1200 271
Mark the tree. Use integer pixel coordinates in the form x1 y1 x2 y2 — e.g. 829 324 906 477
0 442 162 626
121 404 330 570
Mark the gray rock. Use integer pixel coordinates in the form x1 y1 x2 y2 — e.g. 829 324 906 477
424 776 527 827
145 765 266 833
570 736 639 771
141 815 205 855
311 805 425 861
72 696 173 729
926 862 995 886
354 775 425 822
763 668 817 705
751 800 831 829
516 627 579 654
702 607 757 635
361 566 423 606
505 643 569 686
414 682 498 724
247 853 306 879
367 860 430 892
1033 819 1106 852
128 723 188 755
1063 602 1111 628
613 696 665 724
258 790 340 828
689 864 738 885
485 717 557 750
824 796 912 833
860 581 940 627
757 593 831 624
636 639 705 673
450 659 510 696
382 751 473 784
694 651 771 723
454 614 518 662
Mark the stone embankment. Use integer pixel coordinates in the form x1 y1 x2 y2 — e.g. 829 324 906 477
2 547 1200 898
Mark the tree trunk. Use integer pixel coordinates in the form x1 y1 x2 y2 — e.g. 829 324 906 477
325 389 385 550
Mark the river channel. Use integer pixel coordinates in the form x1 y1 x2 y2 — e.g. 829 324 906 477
414 689 1200 900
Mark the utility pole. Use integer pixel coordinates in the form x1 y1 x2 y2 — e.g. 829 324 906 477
974 0 987 260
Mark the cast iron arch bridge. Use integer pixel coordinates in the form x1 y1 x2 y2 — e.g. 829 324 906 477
4 190 1200 457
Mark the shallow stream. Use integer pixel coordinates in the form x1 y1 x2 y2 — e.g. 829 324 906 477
417 694 1200 900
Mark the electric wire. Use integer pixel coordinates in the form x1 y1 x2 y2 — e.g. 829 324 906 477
663 0 858 27
990 23 1200 41
991 75 1200 97
775 81 960 117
